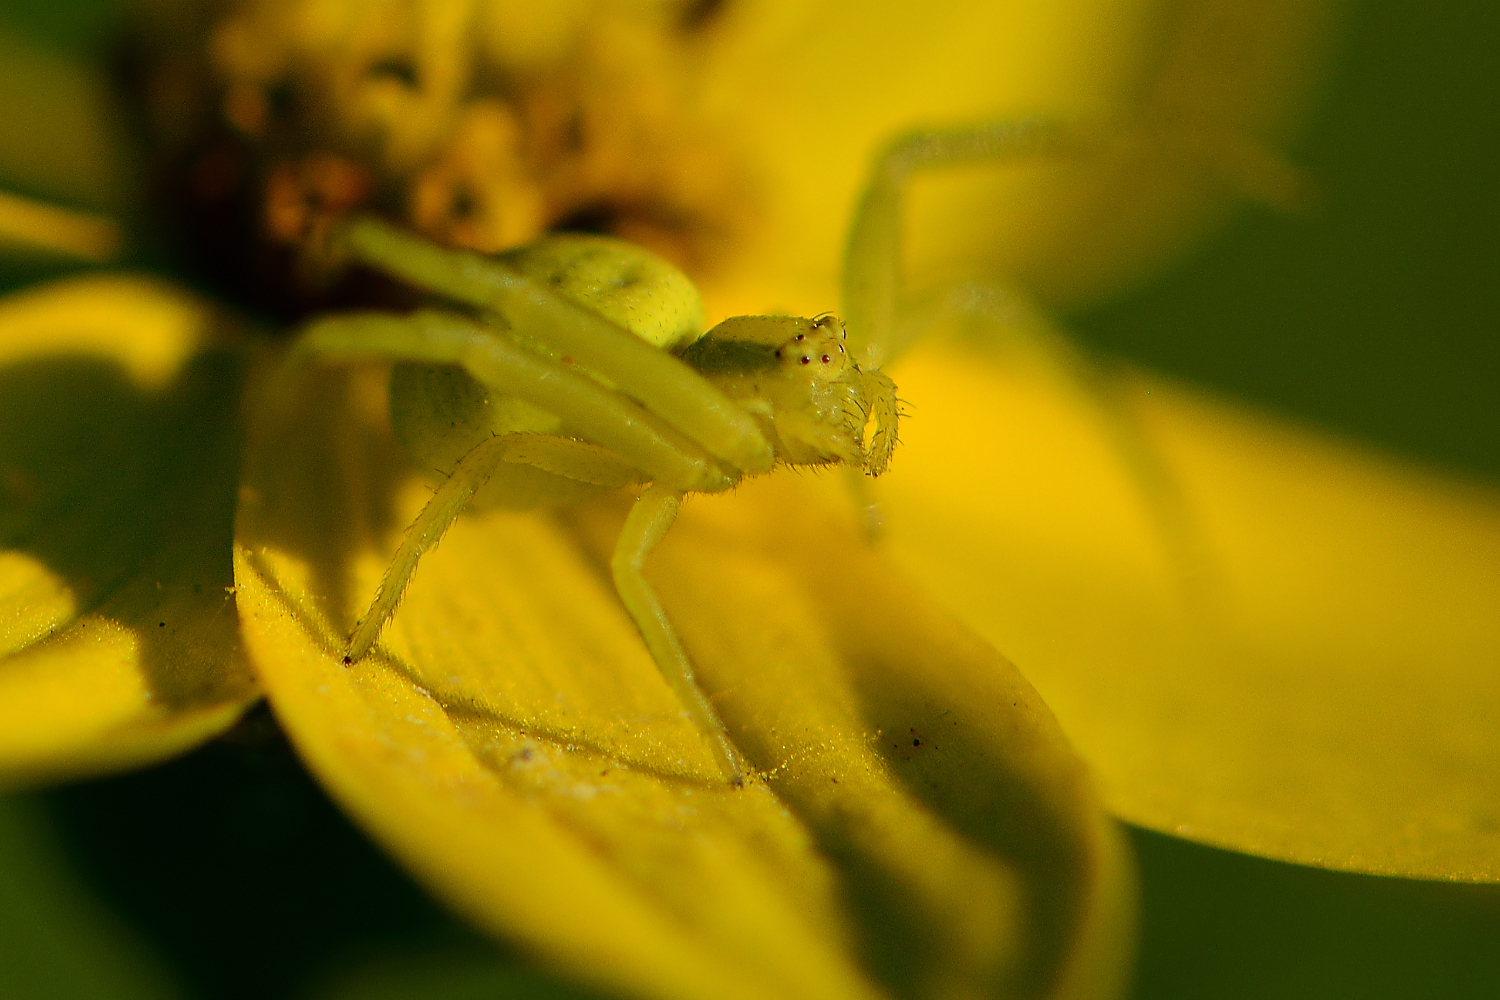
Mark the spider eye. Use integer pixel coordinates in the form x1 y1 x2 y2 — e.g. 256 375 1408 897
800 356 811 364
821 354 831 363
795 333 805 341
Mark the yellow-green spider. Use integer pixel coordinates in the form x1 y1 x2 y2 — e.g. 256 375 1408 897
269 120 1055 785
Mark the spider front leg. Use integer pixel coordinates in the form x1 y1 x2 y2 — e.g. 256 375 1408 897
332 216 776 477
830 121 1066 536
840 118 1222 603
278 308 733 493
841 119 1067 370
840 115 1307 368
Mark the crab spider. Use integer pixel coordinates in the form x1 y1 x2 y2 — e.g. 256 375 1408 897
274 118 1078 786
280 215 900 786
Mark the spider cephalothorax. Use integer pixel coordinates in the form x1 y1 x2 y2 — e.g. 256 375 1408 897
682 314 899 475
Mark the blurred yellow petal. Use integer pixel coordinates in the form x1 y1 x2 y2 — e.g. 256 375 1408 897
0 30 133 212
0 277 258 788
233 366 1133 1000
878 338 1500 881
704 0 1341 317
0 190 122 263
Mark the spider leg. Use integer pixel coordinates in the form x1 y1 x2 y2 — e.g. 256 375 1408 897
913 278 1221 613
835 120 1064 538
843 465 883 540
840 120 1235 607
840 116 1308 369
612 484 745 786
841 118 1068 369
279 313 747 777
858 367 901 477
345 432 644 663
279 309 733 493
336 217 775 476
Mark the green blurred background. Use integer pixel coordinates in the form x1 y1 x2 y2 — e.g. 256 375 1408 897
1 1 1497 997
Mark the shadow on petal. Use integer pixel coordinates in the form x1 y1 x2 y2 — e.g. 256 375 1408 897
235 360 1133 1000
0 276 259 788
879 338 1500 882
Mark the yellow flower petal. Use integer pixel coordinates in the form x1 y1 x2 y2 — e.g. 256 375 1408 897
0 30 131 211
703 0 1340 317
0 189 122 263
0 277 258 788
234 365 1133 1000
879 339 1500 881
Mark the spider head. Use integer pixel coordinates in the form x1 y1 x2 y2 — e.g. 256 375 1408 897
683 314 898 475
770 314 854 380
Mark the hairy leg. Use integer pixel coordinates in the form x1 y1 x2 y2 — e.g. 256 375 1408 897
611 484 745 786
346 432 645 663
